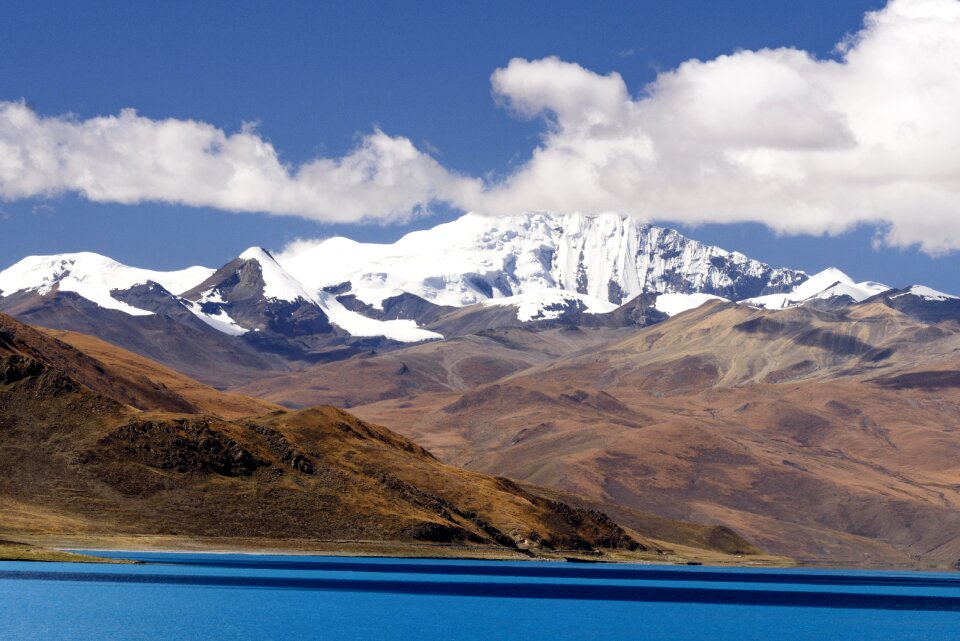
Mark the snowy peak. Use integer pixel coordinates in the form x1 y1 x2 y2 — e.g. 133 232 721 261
891 285 958 302
181 249 441 342
279 211 807 310
793 267 854 297
0 252 213 316
876 284 960 323
238 246 276 262
236 246 319 304
742 268 890 310
184 247 318 306
180 250 332 337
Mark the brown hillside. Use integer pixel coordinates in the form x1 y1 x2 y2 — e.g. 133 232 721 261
0 313 279 418
40 327 279 419
340 302 960 568
0 312 762 560
236 326 636 408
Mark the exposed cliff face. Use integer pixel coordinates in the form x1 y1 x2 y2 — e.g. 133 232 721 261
547 214 806 303
181 251 335 338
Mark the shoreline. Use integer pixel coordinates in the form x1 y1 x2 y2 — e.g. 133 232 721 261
1 533 795 567
4 535 956 572
0 540 134 564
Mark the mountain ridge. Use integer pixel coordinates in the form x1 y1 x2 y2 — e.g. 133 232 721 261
0 212 813 331
4 212 956 329
1 211 956 388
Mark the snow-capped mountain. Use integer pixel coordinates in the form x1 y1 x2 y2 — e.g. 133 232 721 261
279 212 807 318
181 247 441 343
742 268 891 311
892 285 959 303
0 252 212 316
180 246 330 337
871 285 960 323
0 213 956 354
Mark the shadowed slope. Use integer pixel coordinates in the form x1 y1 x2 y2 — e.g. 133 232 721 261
0 290 289 387
40 327 280 419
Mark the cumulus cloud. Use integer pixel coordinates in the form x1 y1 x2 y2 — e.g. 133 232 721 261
0 103 481 223
472 0 960 254
2 0 960 252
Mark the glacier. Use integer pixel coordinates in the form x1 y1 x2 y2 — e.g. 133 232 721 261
0 212 954 340
279 212 807 310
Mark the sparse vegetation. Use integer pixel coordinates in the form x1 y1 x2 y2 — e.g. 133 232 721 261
0 540 132 564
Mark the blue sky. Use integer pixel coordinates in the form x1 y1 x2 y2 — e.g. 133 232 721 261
2 0 959 292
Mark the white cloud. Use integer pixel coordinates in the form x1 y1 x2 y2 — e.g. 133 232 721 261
0 103 481 224
471 0 960 254
274 236 330 262
2 0 960 253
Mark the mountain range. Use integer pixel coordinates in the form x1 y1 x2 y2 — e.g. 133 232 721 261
2 211 959 567
1 212 956 386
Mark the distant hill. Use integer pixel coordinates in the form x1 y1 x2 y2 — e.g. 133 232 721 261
336 301 960 568
0 312 758 560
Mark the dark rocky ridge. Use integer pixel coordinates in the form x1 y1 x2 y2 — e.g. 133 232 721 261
866 287 960 323
182 256 335 337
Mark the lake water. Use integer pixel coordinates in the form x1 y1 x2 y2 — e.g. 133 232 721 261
1 552 959 640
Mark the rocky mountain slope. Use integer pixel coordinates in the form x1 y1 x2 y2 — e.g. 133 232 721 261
236 325 640 408
0 312 761 560
315 301 960 568
37 326 280 419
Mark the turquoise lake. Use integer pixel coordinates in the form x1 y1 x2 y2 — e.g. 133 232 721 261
1 552 959 640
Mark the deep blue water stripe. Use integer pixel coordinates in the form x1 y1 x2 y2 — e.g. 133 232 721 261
132 558 960 590
3 570 960 611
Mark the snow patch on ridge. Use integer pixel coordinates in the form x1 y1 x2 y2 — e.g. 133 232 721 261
317 293 443 342
742 268 890 310
183 301 249 336
891 285 959 302
0 252 213 316
482 289 617 322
